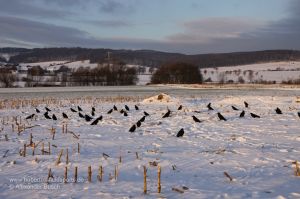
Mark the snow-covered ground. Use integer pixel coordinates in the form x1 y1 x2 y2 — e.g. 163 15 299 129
201 61 300 83
0 89 300 198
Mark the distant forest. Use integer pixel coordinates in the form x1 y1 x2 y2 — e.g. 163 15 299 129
1 47 300 68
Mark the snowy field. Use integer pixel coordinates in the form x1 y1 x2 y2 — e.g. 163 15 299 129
0 87 300 199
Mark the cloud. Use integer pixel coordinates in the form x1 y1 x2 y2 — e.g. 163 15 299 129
97 0 139 14
0 15 158 50
40 0 138 14
167 17 266 44
86 20 132 28
0 16 93 47
0 0 72 19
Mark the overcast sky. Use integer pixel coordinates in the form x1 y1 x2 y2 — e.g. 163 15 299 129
0 0 299 54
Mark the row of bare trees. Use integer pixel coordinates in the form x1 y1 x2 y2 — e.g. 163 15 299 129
70 64 138 86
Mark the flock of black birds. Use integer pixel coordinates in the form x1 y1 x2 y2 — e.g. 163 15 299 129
24 100 300 138
174 100 299 137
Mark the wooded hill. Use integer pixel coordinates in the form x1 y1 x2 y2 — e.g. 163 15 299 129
2 47 300 68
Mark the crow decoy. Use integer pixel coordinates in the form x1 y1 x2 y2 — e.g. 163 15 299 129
240 110 245 118
232 106 239 111
162 110 171 118
85 114 93 122
217 112 227 121
192 115 201 123
113 105 118 111
136 120 142 127
207 103 214 110
26 114 35 120
52 114 57 121
129 124 136 132
79 112 84 118
62 112 68 119
250 113 260 118
176 128 184 137
275 107 282 114
44 112 51 119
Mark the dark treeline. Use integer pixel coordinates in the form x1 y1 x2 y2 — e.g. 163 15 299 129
151 62 203 84
70 64 138 86
3 47 300 68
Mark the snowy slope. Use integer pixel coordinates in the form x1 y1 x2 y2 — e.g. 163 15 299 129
19 60 98 71
201 61 300 83
0 91 300 198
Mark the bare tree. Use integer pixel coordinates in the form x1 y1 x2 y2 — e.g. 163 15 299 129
218 72 226 84
0 69 16 87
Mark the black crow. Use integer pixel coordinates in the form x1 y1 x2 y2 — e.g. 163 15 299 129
217 112 227 121
136 120 142 127
91 116 102 125
102 153 110 159
176 128 184 137
85 114 93 122
275 107 282 114
44 112 51 119
35 108 40 113
45 107 51 112
107 109 113 114
125 105 130 111
91 118 99 125
62 112 68 119
92 107 95 112
192 115 201 123
144 111 150 116
78 112 84 118
178 105 183 110
298 112 300 118
240 110 245 118
70 108 77 112
162 110 171 118
77 106 83 112
113 105 118 111
26 114 35 120
52 114 57 121
244 101 249 108
139 116 146 122
129 124 136 132
207 103 214 110
91 111 95 117
232 106 239 111
135 105 139 110
124 112 128 117
120 109 125 114
250 113 260 118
